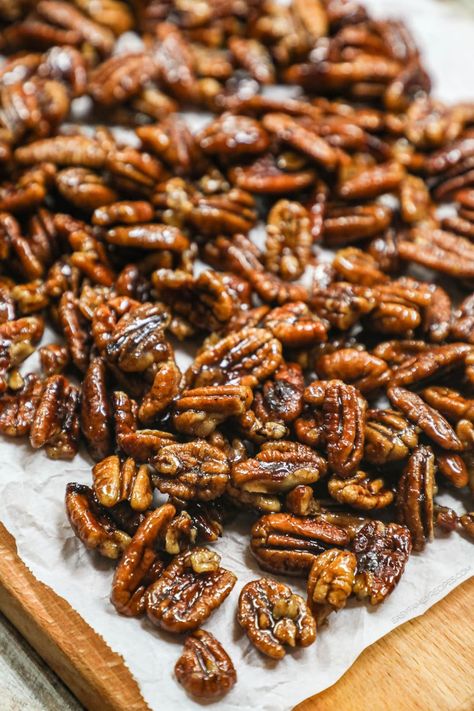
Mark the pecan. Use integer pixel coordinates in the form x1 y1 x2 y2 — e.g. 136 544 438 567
263 302 327 348
152 440 229 501
65 483 130 560
39 343 69 376
332 247 388 286
138 360 181 425
81 357 113 461
29 375 79 458
262 113 339 170
421 386 474 424
229 153 316 194
250 513 349 576
228 36 275 84
459 513 474 540
175 629 236 700
352 521 412 604
451 294 474 344
323 380 366 478
364 409 419 465
322 203 392 246
316 348 390 394
310 282 376 330
198 113 269 158
328 471 394 510
338 161 404 200
396 445 435 551
173 385 252 437
137 118 202 177
388 343 470 388
284 484 321 517
145 548 236 633
307 549 357 625
153 22 198 103
55 168 117 211
186 327 282 389
88 52 159 106
0 76 69 143
398 227 474 280
36 0 115 55
93 455 153 512
92 201 154 227
231 441 326 494
436 451 468 488
259 363 305 423
110 503 175 617
238 578 316 660
0 374 43 436
264 199 312 281
387 387 462 452
15 135 107 168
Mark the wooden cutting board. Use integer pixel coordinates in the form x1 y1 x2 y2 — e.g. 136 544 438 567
0 522 472 711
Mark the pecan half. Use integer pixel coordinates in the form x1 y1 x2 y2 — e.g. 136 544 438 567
307 549 357 625
173 385 253 437
175 630 236 700
93 455 153 512
323 380 367 477
364 409 419 465
352 521 412 604
396 445 435 551
250 513 350 576
328 471 394 510
238 578 316 659
145 548 236 633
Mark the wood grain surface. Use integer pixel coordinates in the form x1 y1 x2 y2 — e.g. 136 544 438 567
0 521 472 711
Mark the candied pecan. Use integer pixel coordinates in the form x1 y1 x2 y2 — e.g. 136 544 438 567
74 0 133 35
433 504 459 533
110 503 175 617
55 168 117 211
250 513 349 576
451 293 474 344
322 203 392 246
294 410 325 449
399 174 433 224
15 135 107 168
105 146 163 195
138 360 181 424
310 282 376 330
332 247 388 286
316 348 390 394
152 440 229 501
0 315 44 390
145 548 236 633
421 386 474 424
307 549 356 625
137 118 202 177
337 161 404 200
238 577 316 660
231 441 326 494
436 451 468 488
323 380 366 478
186 327 282 389
119 429 176 462
0 76 69 143
175 630 236 700
284 484 321 517
0 374 43 437
226 481 281 514
39 343 69 377
198 113 269 158
36 0 115 55
88 52 159 106
30 375 70 449
152 269 236 332
264 199 312 281
364 409 419 465
228 153 316 194
65 483 130 560
93 455 153 512
352 521 412 604
153 22 199 103
388 387 463 452
259 363 305 423
396 445 435 551
398 227 474 280
388 342 470 388
228 36 275 84
262 113 339 170
81 357 113 461
328 471 394 510
92 201 154 227
459 513 474 540
263 302 327 347
173 385 252 437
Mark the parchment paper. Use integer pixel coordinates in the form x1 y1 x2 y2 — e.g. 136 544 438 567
1 1 473 709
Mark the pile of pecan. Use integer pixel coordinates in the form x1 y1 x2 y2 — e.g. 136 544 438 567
0 0 473 700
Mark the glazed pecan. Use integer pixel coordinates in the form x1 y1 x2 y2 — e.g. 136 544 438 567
398 227 474 280
259 363 305 423
145 548 236 633
81 357 113 461
322 203 392 246
65 483 130 559
364 409 419 465
396 445 436 551
436 451 468 488
93 455 153 512
39 343 69 376
229 152 316 194
30 375 80 459
198 113 269 158
315 348 390 394
388 343 471 388
110 503 175 617
105 223 188 252
459 513 474 540
137 118 202 177
58 291 90 373
250 513 350 576
388 387 462 452
263 302 327 348
173 385 253 437
0 374 42 437
186 327 282 389
262 113 339 170
310 282 376 330
152 440 229 501
323 380 367 478
138 359 181 424
332 247 388 286
307 549 357 625
421 386 474 424
238 578 316 660
264 199 312 281
88 52 159 106
92 200 154 227
328 471 394 510
352 520 412 604
175 630 237 700
231 441 326 494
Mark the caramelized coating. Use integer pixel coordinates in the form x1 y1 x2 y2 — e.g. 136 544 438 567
175 630 237 700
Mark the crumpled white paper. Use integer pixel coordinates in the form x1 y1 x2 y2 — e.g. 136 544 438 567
1 1 474 709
